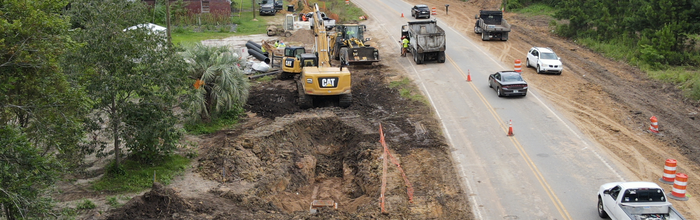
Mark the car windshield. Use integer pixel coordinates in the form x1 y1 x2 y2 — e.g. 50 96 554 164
540 52 558 60
502 74 523 82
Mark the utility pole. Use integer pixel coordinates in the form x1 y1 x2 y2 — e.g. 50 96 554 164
166 0 171 44
252 0 256 19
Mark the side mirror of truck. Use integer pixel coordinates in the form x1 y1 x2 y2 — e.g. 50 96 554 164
474 15 478 19
603 190 610 195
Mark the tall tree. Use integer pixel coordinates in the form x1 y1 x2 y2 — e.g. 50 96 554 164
65 0 186 167
0 0 88 168
0 125 60 219
181 43 249 123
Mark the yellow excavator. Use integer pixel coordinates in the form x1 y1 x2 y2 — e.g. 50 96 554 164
296 3 352 108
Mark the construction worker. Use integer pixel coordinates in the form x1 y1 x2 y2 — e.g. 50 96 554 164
261 44 268 56
274 40 280 48
401 36 409 57
346 29 356 38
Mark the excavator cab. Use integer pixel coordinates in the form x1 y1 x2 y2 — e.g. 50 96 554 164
280 46 306 79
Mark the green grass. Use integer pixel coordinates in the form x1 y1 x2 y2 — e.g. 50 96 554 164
255 75 276 82
172 11 270 45
106 196 120 207
389 78 428 105
91 155 190 193
76 199 96 210
184 109 244 135
308 0 367 23
648 66 700 99
513 4 557 17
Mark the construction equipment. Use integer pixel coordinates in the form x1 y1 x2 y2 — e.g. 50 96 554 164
401 20 446 64
279 46 308 79
329 24 380 65
267 14 295 37
474 10 511 41
296 3 352 108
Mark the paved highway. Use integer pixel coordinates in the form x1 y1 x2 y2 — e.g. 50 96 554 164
352 0 634 219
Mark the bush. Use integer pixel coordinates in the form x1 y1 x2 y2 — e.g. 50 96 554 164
76 199 96 210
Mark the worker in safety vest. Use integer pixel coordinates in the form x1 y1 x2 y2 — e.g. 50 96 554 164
261 44 268 56
401 36 409 57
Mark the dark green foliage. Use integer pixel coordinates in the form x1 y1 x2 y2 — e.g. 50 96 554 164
91 155 190 193
554 0 700 67
1 0 89 170
122 102 182 164
0 126 61 219
76 199 96 210
65 0 188 167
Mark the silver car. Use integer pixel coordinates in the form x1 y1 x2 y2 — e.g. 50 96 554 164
526 47 563 75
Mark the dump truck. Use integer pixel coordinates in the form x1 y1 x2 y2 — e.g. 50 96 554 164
473 10 511 41
598 182 686 220
329 24 380 65
401 20 446 64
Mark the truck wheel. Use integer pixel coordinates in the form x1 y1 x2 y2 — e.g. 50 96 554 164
284 31 292 37
482 32 488 41
340 47 349 65
474 26 481 34
413 49 418 63
339 93 352 108
438 51 446 63
597 198 609 218
416 53 424 64
526 58 531 68
297 80 313 109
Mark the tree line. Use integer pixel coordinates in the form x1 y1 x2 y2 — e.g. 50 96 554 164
1 0 248 218
511 0 700 68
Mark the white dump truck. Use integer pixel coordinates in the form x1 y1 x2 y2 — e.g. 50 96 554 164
597 182 686 220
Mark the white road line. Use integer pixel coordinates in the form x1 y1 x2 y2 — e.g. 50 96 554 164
354 1 485 219
440 17 626 182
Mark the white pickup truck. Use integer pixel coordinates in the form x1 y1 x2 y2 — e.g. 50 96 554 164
598 182 686 220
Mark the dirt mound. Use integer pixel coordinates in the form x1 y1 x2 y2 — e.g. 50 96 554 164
106 183 194 219
284 29 315 47
245 80 300 119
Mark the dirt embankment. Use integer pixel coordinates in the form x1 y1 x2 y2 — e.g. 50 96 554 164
102 57 471 218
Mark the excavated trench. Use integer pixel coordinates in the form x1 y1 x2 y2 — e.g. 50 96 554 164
197 110 382 214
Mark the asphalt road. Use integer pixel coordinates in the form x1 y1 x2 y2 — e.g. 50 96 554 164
352 0 634 219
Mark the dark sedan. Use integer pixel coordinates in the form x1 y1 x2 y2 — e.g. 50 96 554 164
411 5 431 19
488 71 528 97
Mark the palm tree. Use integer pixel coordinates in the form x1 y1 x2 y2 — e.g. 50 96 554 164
181 43 249 122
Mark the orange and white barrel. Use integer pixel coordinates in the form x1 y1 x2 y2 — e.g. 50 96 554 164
659 159 677 184
345 0 349 5
514 59 522 73
431 7 437 15
649 116 659 133
670 173 689 201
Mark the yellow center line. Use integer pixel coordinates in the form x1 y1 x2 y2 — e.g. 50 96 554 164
446 55 574 220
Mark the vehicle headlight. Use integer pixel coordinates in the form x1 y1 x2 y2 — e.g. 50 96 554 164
306 78 313 84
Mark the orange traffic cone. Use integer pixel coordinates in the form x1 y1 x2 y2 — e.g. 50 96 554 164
401 13 404 17
467 69 472 82
507 120 514 136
